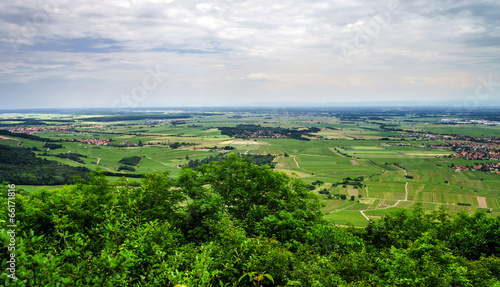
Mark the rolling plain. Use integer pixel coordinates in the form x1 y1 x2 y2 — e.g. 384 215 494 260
2 107 499 227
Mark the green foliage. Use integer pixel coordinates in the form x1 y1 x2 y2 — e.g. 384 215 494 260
186 153 276 170
0 144 90 185
178 154 322 237
0 129 56 142
169 141 195 149
42 143 63 149
447 211 500 260
118 155 142 166
3 158 500 286
118 165 136 172
54 152 87 163
218 125 320 140
239 271 274 287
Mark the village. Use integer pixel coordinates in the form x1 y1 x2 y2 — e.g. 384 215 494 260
232 129 289 139
66 138 137 147
451 162 500 173
3 125 106 134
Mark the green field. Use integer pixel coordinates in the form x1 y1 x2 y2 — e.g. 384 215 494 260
2 109 500 226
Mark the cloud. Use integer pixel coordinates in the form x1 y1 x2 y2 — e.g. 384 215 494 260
0 0 499 108
243 73 277 81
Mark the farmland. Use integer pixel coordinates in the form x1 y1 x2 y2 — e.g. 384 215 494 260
2 107 500 226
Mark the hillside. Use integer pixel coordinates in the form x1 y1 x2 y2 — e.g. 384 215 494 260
1 155 499 286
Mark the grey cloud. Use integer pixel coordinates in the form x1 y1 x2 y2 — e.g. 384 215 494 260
1 0 499 108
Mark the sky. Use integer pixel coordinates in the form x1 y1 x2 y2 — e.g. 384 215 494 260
1 0 500 109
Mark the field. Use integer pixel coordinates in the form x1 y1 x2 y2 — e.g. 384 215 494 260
2 108 500 226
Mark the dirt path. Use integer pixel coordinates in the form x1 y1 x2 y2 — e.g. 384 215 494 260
292 155 300 168
328 201 358 214
145 156 169 166
360 210 370 221
360 200 403 222
405 182 408 201
403 170 409 201
0 135 18 140
97 158 101 165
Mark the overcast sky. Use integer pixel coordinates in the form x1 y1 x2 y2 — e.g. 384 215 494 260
1 0 499 109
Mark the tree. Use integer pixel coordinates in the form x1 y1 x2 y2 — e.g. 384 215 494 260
177 153 323 236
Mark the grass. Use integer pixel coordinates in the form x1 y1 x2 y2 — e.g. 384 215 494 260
2 112 500 226
324 210 369 227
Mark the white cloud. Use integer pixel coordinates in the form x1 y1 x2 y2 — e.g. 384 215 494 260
0 0 499 108
244 73 277 81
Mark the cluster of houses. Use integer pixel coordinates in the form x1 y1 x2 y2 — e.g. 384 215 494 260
403 132 500 143
452 162 500 172
440 118 500 126
233 130 288 139
6 126 75 134
66 138 139 147
67 138 113 146
5 125 106 135
118 140 138 147
451 135 500 143
447 141 500 160
144 120 171 125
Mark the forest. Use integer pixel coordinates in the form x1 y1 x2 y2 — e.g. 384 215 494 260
0 130 56 142
0 145 90 185
1 154 499 286
218 125 321 140
186 153 276 170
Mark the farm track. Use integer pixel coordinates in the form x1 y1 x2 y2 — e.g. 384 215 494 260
0 135 18 141
360 210 370 221
329 148 347 158
145 156 169 166
360 168 408 222
360 200 403 222
358 196 461 222
403 169 408 201
405 182 408 201
328 202 358 214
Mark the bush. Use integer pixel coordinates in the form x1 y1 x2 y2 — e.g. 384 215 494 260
119 155 142 166
319 189 330 195
118 165 136 172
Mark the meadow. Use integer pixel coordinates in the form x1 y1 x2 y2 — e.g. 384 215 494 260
2 108 499 226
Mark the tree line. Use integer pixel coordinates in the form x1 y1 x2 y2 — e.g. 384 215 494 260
218 125 321 141
185 153 276 170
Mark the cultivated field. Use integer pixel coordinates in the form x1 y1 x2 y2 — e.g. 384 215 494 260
2 109 500 226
